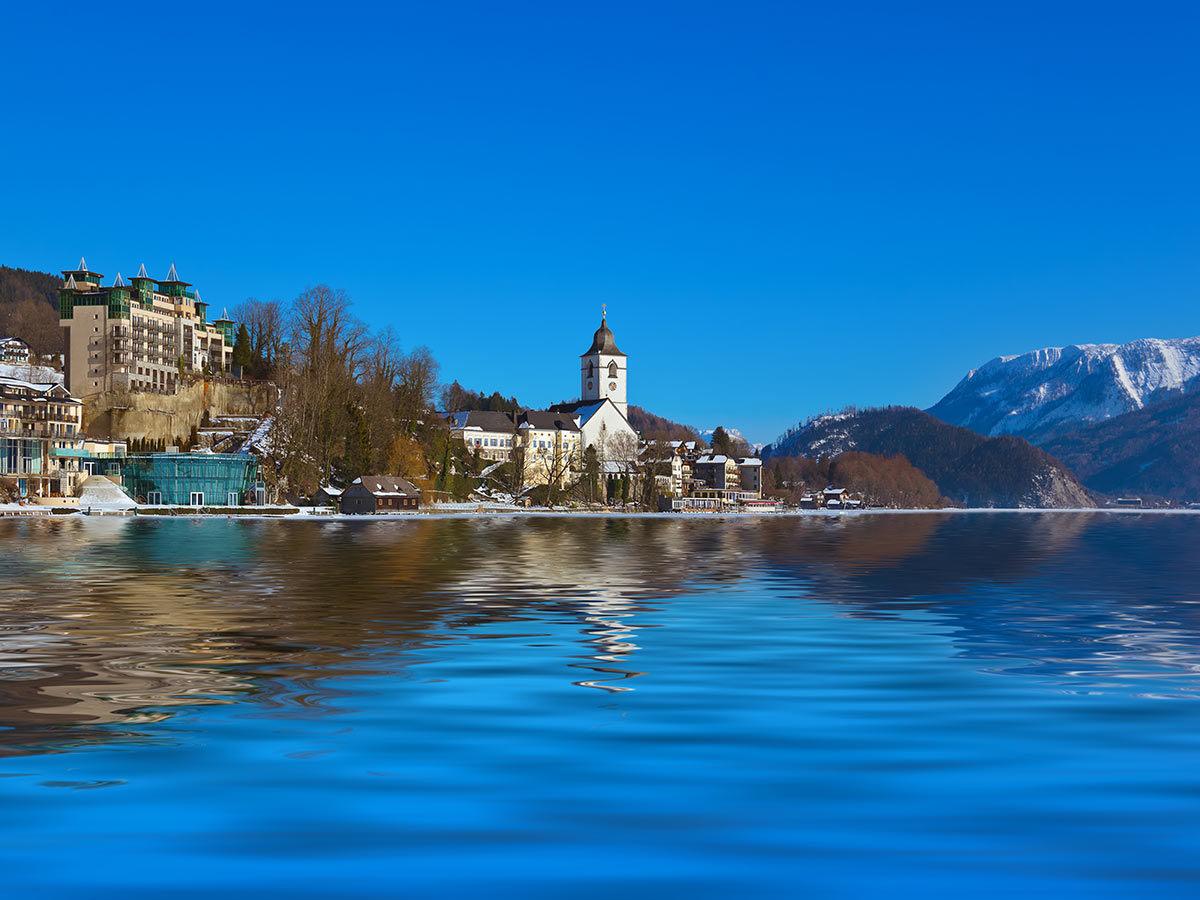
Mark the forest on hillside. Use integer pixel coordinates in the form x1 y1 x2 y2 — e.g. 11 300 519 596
627 406 700 442
0 265 62 357
1042 390 1200 502
768 406 1094 508
765 450 946 508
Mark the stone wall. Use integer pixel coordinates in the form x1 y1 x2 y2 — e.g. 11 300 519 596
84 381 276 443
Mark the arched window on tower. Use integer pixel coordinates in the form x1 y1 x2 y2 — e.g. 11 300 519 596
608 361 618 379
588 361 595 378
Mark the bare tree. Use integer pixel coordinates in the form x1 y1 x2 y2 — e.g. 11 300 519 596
275 285 366 490
395 345 439 434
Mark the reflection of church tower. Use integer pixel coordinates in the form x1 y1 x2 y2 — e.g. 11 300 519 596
580 308 627 419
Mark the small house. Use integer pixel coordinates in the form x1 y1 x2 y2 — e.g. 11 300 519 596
339 475 422 514
314 485 343 507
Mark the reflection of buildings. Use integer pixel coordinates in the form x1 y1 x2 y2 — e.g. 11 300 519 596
16 513 1198 763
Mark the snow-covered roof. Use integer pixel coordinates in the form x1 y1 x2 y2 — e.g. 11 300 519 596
695 455 729 464
737 458 762 467
0 373 76 397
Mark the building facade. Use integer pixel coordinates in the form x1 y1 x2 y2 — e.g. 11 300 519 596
58 258 235 398
0 337 31 363
450 410 519 462
450 409 582 486
118 451 259 506
0 372 82 497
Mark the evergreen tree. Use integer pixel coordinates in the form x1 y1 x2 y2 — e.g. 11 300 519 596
231 324 252 374
711 426 733 456
582 445 600 503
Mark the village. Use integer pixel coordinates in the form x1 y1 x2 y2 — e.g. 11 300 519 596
0 258 891 516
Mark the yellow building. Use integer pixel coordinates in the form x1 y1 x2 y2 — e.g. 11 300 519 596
59 259 234 398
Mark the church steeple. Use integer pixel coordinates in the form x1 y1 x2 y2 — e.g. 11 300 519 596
579 306 628 419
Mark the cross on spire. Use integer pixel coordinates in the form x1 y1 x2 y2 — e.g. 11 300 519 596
602 303 607 320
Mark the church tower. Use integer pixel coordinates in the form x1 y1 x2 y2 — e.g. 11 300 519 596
580 307 628 420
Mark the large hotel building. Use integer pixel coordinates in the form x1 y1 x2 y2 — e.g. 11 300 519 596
58 258 235 397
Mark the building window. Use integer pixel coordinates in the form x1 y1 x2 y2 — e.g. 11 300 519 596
608 361 618 378
147 491 162 505
190 492 204 506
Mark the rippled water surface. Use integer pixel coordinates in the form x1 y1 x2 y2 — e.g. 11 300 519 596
3 513 1200 897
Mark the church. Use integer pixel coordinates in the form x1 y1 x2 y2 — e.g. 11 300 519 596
450 310 640 484
549 309 639 461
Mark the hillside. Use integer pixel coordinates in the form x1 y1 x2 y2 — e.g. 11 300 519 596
769 406 1095 508
929 337 1200 443
1042 390 1200 502
0 265 61 357
627 405 700 441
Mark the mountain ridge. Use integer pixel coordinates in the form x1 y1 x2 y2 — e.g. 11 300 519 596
929 336 1200 444
769 406 1095 508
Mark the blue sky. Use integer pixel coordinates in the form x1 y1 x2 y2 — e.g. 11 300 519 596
4 1 1198 442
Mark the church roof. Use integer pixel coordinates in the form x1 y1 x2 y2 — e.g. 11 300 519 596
580 314 625 357
547 397 632 428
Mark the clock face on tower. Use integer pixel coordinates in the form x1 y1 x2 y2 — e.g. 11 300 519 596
608 381 617 390
587 381 593 390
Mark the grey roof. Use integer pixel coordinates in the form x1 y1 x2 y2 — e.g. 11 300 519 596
521 410 581 432
451 410 518 432
350 475 421 496
580 315 625 357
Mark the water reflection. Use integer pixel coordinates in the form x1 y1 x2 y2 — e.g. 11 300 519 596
2 514 1200 757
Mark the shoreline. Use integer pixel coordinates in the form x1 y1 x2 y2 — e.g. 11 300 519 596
5 506 1198 521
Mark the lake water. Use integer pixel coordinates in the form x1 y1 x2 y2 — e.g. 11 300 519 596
2 513 1200 898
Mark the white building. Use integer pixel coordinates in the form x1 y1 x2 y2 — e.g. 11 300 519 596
450 410 518 462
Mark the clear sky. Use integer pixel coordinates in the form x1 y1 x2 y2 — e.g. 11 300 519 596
4 1 1198 442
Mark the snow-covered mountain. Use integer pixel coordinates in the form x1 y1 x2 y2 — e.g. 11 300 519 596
928 337 1200 444
698 427 764 454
